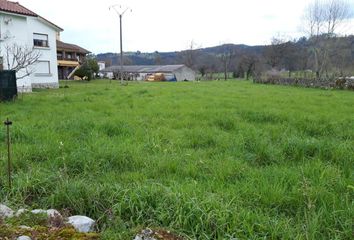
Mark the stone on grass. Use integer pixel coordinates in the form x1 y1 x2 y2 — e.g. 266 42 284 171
19 225 32 230
67 215 95 233
46 209 62 218
15 209 28 217
133 228 183 240
17 236 32 240
133 236 144 240
31 209 61 218
133 228 157 240
31 209 47 215
0 204 14 218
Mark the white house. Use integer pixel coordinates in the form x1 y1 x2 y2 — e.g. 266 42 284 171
98 61 105 71
0 0 63 92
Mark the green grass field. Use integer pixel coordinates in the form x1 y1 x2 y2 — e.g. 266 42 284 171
0 80 353 239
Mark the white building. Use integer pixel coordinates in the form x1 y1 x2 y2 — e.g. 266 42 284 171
97 61 107 78
0 0 63 92
98 61 105 71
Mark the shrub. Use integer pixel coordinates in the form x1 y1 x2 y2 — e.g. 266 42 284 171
75 58 99 81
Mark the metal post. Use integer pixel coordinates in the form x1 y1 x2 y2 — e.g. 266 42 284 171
4 118 12 189
120 14 123 85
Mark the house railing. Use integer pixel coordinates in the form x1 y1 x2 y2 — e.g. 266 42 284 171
57 56 81 62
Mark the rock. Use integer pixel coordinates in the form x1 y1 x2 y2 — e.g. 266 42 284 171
31 209 47 215
133 236 156 240
19 225 32 230
46 209 61 218
0 204 14 218
31 209 61 218
17 236 32 240
134 228 183 240
67 215 95 233
133 228 157 240
30 209 63 228
15 209 28 217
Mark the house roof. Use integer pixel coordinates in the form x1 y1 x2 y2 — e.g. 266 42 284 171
103 65 186 73
0 0 36 16
57 40 91 54
0 0 63 31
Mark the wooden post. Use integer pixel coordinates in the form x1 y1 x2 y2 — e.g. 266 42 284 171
4 118 12 189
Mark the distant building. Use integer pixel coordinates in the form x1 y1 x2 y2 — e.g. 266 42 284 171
0 0 63 91
103 65 196 81
98 61 105 71
97 61 109 78
56 39 90 79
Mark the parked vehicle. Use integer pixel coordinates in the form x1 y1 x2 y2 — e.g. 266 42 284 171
146 73 166 82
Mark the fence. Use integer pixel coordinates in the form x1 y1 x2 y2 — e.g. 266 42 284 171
254 75 354 90
0 70 17 101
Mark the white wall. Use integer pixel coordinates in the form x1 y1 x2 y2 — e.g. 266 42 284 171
0 13 32 91
98 62 105 71
0 12 59 92
27 17 59 88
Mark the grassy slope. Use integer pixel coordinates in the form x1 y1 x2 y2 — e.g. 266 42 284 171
0 80 353 239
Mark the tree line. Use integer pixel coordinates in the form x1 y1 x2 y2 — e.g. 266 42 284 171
179 0 354 81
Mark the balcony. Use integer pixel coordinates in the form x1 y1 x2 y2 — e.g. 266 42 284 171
57 54 84 63
57 56 76 61
58 59 80 67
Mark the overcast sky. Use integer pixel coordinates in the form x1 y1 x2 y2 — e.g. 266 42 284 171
21 0 354 54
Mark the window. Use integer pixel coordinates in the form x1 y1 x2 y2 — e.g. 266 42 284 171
33 33 49 47
57 52 63 60
36 61 51 75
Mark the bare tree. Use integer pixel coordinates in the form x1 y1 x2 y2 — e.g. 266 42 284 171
198 65 207 79
4 43 41 79
326 36 353 77
295 37 311 76
302 0 352 36
264 36 307 77
324 0 353 36
195 52 219 80
218 45 235 80
264 37 289 69
303 0 325 38
303 0 353 79
179 40 200 69
238 54 259 80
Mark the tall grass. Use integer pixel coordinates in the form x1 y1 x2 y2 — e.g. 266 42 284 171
0 80 353 239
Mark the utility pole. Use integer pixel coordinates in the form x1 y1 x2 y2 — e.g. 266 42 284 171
120 14 123 85
109 4 132 85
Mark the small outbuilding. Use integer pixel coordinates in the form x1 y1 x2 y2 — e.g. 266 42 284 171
102 65 195 81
